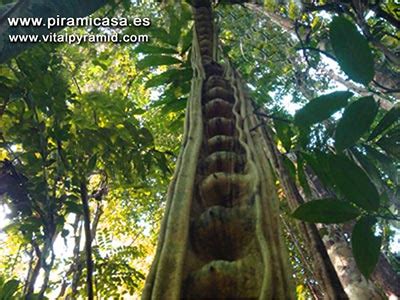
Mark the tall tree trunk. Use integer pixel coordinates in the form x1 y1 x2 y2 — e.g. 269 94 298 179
58 215 82 299
143 0 293 298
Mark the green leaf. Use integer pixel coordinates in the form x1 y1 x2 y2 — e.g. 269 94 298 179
329 16 374 85
292 198 360 224
364 145 398 184
351 148 385 188
19 217 42 233
376 128 400 159
92 59 108 70
301 151 333 187
154 152 171 175
0 83 13 98
138 128 154 148
64 200 82 215
0 279 20 299
180 27 193 54
326 154 380 211
351 216 382 278
368 103 400 140
137 55 182 70
133 44 178 55
168 12 182 47
274 119 294 152
298 127 311 149
61 229 70 238
161 98 188 114
145 68 191 88
294 91 353 127
87 154 97 172
123 121 139 140
335 96 378 151
146 26 176 46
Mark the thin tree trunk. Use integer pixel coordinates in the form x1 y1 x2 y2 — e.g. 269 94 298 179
90 202 103 238
80 180 94 300
25 242 42 298
70 219 84 299
38 250 55 298
23 247 35 296
58 215 82 299
60 203 102 299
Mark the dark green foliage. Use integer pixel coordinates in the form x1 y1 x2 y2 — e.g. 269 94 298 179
300 152 334 187
335 96 378 151
145 68 192 88
274 119 294 152
376 128 400 160
351 217 382 278
137 55 183 70
64 200 83 215
301 152 380 211
0 279 20 299
364 145 399 185
368 104 400 141
292 198 360 224
133 44 179 55
329 17 374 85
294 91 353 127
323 154 380 211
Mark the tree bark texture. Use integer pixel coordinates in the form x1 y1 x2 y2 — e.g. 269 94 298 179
142 1 293 298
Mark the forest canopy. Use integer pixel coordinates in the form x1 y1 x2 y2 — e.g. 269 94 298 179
0 0 399 299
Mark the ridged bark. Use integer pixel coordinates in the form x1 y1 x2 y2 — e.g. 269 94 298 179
142 1 293 298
